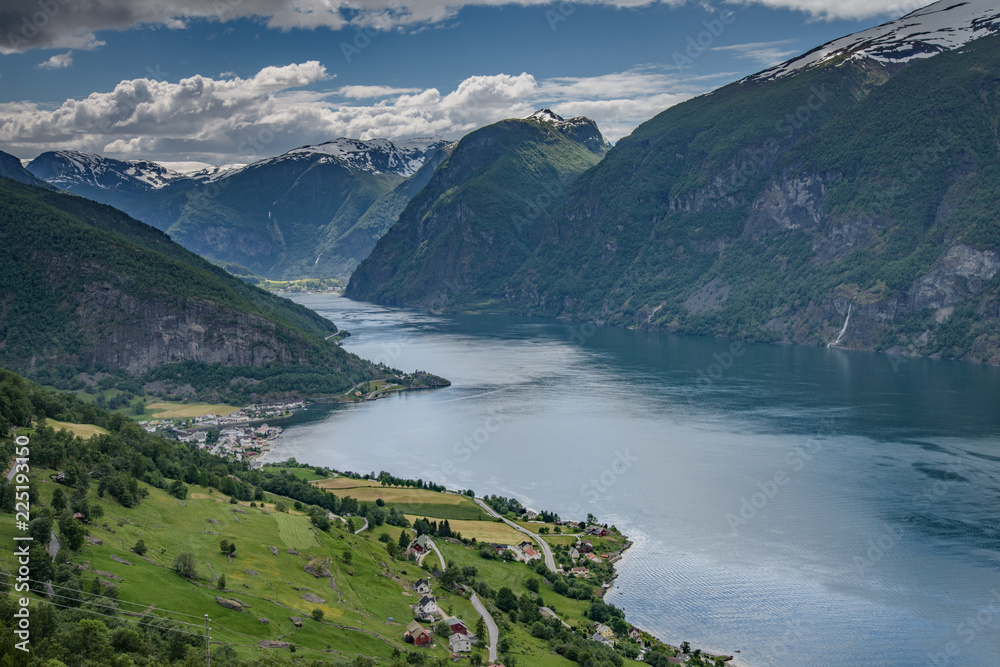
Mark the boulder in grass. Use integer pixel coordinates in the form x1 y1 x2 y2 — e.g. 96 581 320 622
259 617 270 625
245 570 259 576
215 597 243 612
259 641 292 649
304 559 330 578
269 546 279 556
301 592 325 604
289 616 303 628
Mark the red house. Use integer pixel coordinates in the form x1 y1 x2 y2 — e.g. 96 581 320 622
405 621 433 647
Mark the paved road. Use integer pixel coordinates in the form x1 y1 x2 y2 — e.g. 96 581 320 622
4 456 18 482
473 498 557 573
48 531 60 559
421 536 447 572
541 606 572 629
470 592 498 663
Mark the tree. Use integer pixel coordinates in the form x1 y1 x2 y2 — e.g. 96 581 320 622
219 539 230 554
386 541 400 559
228 542 236 555
59 514 86 551
681 641 691 654
217 574 226 589
311 608 324 622
133 539 147 556
342 551 353 564
168 480 188 499
173 552 197 579
398 530 410 550
51 487 66 512
495 587 518 613
475 615 486 640
525 577 539 593
28 515 52 545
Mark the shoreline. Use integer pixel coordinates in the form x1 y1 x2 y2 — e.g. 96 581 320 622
256 447 739 664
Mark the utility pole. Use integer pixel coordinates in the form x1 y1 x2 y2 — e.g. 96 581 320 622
204 614 210 667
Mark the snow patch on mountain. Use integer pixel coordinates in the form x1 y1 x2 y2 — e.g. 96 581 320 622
528 109 595 130
279 137 448 177
745 0 1000 83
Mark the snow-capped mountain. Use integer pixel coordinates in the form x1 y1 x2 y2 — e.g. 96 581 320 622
528 108 593 129
275 136 449 177
26 150 188 194
746 0 1000 83
527 109 612 153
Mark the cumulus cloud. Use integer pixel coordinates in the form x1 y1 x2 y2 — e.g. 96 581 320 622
0 0 927 53
0 62 720 163
37 49 72 69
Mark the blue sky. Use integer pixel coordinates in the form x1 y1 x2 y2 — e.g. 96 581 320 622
0 1 928 166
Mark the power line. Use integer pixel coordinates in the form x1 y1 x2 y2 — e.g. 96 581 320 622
0 571 212 628
29 596 205 639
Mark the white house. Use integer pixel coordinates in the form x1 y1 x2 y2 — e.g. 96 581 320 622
449 633 473 653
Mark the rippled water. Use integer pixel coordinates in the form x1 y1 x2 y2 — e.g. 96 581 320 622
266 294 1000 666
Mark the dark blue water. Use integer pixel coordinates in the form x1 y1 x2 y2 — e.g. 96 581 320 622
269 294 1000 666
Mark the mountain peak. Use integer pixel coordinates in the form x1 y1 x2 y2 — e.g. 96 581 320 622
744 0 1000 83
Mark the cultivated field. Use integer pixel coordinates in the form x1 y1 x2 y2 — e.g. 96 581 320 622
146 402 240 418
43 420 108 439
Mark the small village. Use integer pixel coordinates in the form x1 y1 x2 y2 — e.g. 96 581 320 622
137 401 303 466
396 524 673 665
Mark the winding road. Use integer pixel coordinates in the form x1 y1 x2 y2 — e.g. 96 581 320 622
470 592 498 663
473 498 557 573
419 536 447 572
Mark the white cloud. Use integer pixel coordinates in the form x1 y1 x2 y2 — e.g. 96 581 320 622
0 62 719 163
711 39 799 65
0 1 927 54
337 85 424 99
37 50 73 69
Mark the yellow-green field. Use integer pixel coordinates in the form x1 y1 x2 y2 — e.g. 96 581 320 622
405 516 531 545
42 420 108 439
146 402 240 418
313 479 467 505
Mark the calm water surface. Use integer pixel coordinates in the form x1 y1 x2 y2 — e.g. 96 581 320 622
266 294 1000 666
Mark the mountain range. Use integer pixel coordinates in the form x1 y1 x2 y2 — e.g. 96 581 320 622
349 0 1000 365
26 137 451 280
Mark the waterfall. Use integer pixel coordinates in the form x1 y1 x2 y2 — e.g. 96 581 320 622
828 300 854 348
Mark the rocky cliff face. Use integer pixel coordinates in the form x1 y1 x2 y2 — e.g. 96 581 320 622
76 284 304 375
